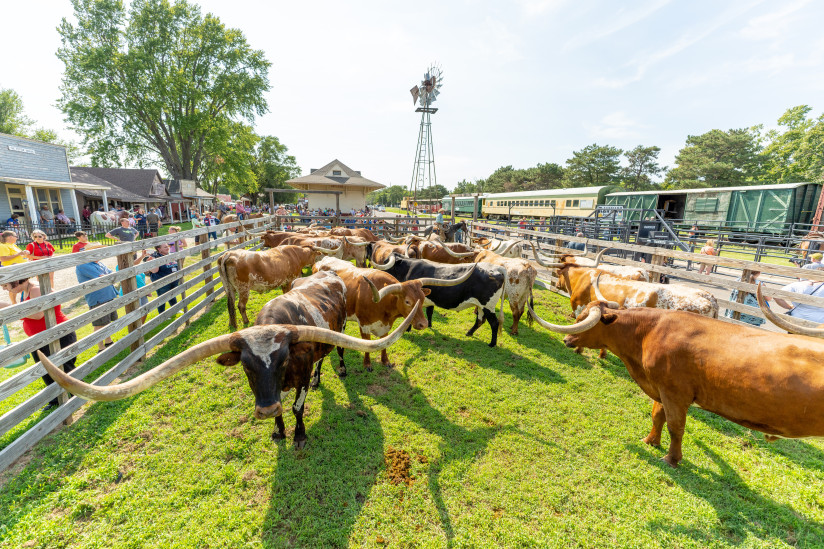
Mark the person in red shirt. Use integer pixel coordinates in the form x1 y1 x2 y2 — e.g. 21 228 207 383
26 230 56 288
72 231 104 253
4 278 77 409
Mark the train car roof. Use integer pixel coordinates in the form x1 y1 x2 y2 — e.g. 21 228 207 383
607 182 819 197
484 186 610 199
441 194 490 199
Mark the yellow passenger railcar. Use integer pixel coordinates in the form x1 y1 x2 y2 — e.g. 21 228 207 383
482 187 614 220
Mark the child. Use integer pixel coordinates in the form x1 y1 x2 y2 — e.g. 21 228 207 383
168 226 187 253
698 239 716 275
72 231 104 253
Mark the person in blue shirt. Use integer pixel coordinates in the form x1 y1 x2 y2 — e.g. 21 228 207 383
769 270 824 324
134 208 148 238
76 260 118 351
144 242 180 314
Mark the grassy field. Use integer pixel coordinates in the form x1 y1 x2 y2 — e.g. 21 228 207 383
1 287 824 548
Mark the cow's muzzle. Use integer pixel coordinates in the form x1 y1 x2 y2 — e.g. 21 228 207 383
255 402 283 419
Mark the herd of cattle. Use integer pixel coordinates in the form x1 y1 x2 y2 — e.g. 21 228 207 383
41 223 824 467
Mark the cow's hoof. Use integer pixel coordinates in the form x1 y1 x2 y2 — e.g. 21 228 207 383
294 438 308 450
661 455 679 468
364 364 373 373
488 342 496 348
271 431 287 442
337 370 347 379
382 362 395 369
310 378 320 390
642 435 661 447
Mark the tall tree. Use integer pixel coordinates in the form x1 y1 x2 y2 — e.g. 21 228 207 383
564 144 623 187
760 105 824 182
665 129 762 188
57 0 270 184
0 87 30 135
620 145 664 191
250 135 300 204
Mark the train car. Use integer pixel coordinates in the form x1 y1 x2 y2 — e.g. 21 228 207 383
605 182 821 233
482 186 614 220
440 194 487 217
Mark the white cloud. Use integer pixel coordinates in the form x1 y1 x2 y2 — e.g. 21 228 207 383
739 0 811 41
587 111 644 140
563 0 672 51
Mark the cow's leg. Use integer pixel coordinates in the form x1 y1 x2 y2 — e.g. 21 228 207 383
642 400 666 447
310 358 323 389
360 330 373 372
292 384 310 449
238 286 251 326
272 414 287 441
426 306 435 328
509 301 523 335
465 307 485 337
484 308 499 347
380 348 394 368
659 395 688 467
598 349 608 359
336 346 347 378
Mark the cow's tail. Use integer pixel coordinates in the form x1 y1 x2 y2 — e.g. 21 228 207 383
218 254 238 329
497 271 506 336
527 286 535 327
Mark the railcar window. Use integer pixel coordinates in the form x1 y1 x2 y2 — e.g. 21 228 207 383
572 200 580 207
565 200 572 207
550 200 556 207
580 199 594 209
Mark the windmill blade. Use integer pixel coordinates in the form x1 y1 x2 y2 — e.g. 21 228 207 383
410 85 420 105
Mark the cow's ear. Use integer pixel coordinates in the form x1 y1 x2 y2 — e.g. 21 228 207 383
421 288 431 296
217 352 241 365
600 312 618 325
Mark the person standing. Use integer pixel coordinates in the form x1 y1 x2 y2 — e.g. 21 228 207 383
81 205 92 228
106 217 139 243
25 230 56 288
134 207 147 238
75 259 118 351
4 278 76 408
146 208 161 237
697 239 717 275
143 243 180 314
203 211 219 246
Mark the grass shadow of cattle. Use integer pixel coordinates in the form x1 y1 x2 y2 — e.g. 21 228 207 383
260 382 385 548
631 440 824 546
0 303 227 543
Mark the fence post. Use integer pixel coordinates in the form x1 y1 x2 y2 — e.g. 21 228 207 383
650 253 665 283
36 272 72 425
117 251 146 360
200 233 214 298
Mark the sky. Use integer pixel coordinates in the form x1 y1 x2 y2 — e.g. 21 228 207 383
2 0 823 191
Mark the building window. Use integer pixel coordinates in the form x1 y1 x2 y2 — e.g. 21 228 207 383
6 185 27 219
332 170 342 176
35 188 62 215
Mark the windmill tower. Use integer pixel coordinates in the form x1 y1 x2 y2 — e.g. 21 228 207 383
408 64 444 212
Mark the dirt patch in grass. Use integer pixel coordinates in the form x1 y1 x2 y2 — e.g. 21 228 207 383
384 447 414 486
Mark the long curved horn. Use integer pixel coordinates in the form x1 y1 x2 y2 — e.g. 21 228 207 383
527 302 603 334
756 283 824 337
294 301 421 351
433 240 476 258
363 276 404 302
313 240 343 255
405 242 416 258
372 253 396 271
593 247 612 268
497 240 521 257
592 273 620 309
418 263 477 287
38 335 235 402
385 235 404 244
530 242 565 268
343 236 368 247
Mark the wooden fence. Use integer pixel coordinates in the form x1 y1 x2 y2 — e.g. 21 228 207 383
0 216 281 472
469 221 824 330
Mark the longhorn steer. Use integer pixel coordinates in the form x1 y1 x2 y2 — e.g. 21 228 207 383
41 271 420 448
528 301 824 467
367 241 412 264
409 240 477 264
279 235 369 267
329 227 379 241
473 247 538 335
531 245 650 281
373 254 506 346
218 245 321 329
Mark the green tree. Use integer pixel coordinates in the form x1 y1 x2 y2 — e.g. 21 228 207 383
620 145 664 191
564 144 623 187
367 185 407 207
57 0 270 183
250 135 300 204
760 105 824 182
0 87 30 135
665 129 762 188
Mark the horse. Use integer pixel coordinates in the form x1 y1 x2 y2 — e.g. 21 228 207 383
423 221 467 243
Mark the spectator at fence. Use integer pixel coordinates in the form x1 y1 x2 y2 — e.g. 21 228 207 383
168 226 187 253
72 231 104 253
723 271 766 327
768 270 824 325
106 217 139 243
144 243 180 314
134 208 147 238
76 259 118 352
0 231 30 268
698 239 716 275
5 214 20 230
26 230 56 288
4 277 76 409
39 205 55 228
203 212 219 246
566 232 587 251
115 251 149 325
55 209 72 226
146 208 161 236
803 253 823 270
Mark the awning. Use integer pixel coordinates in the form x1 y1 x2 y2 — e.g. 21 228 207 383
0 176 108 191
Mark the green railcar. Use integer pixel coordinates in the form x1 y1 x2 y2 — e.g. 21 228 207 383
605 182 821 233
441 195 486 217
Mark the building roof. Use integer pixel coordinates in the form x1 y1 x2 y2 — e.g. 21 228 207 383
486 186 610 200
287 159 385 190
0 175 107 191
607 182 819 197
70 168 149 201
71 167 168 199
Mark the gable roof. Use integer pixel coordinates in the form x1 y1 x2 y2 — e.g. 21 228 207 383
70 168 150 202
286 159 385 190
71 167 168 198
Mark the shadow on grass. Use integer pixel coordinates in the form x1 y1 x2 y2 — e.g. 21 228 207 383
633 440 824 546
0 302 226 539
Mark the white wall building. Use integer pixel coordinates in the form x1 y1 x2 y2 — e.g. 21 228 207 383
286 159 385 211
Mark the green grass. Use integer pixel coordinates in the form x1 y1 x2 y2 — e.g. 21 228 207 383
1 288 824 548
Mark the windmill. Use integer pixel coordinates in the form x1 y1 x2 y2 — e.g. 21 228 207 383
408 64 444 213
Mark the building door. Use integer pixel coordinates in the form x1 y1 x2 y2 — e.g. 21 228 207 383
5 184 28 221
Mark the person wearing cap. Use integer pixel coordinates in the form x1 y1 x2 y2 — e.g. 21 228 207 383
803 253 823 270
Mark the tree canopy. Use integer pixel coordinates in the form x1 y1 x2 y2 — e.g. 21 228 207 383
564 144 623 187
759 105 824 183
665 129 762 188
620 145 664 191
57 0 271 184
249 136 300 204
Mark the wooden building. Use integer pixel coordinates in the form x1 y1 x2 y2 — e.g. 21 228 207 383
286 159 385 212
